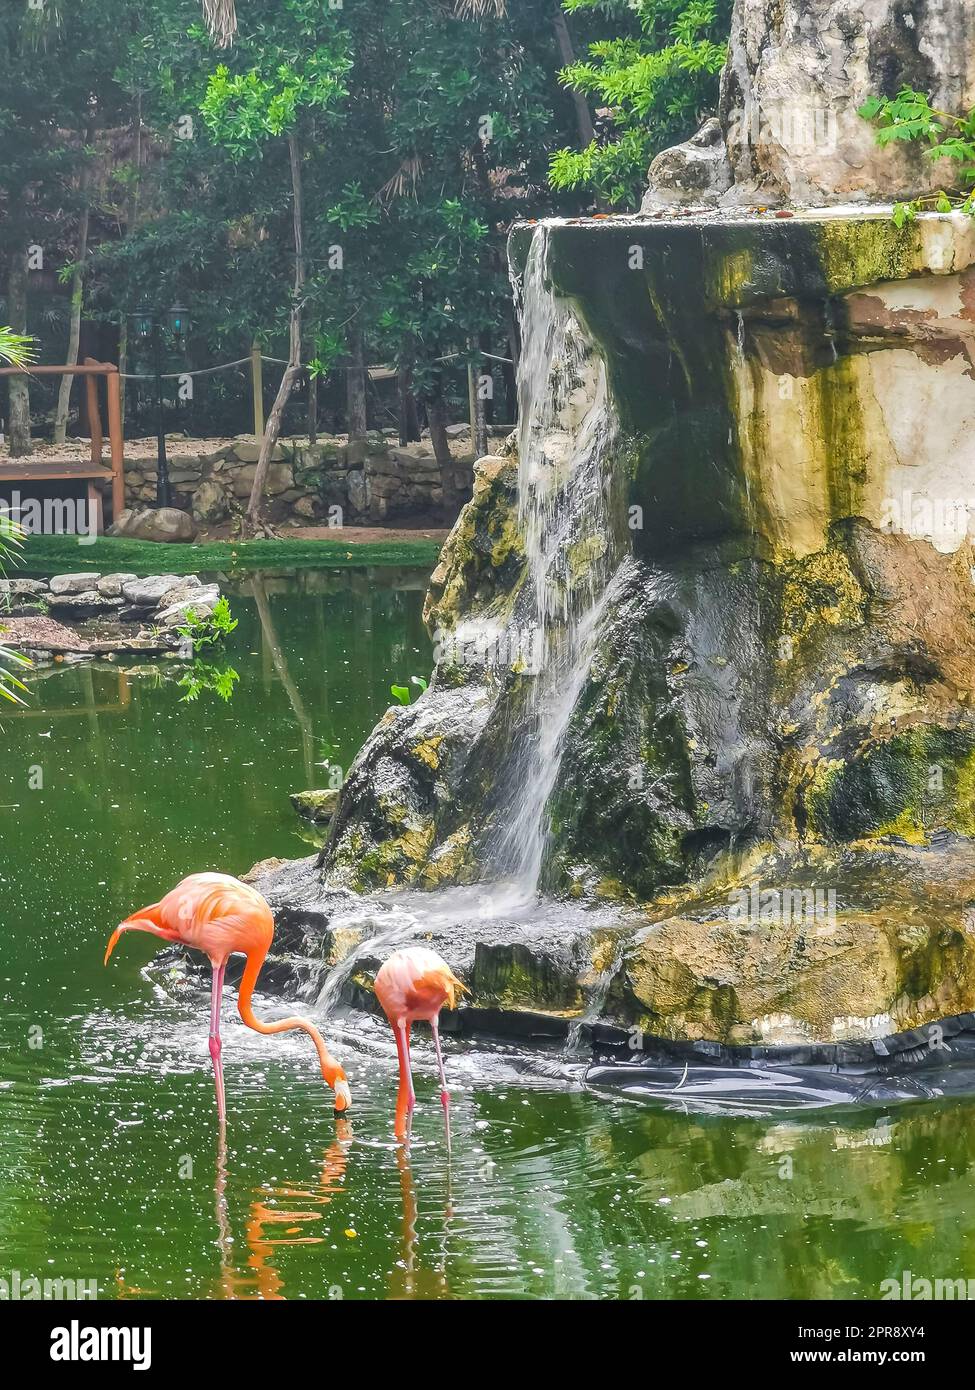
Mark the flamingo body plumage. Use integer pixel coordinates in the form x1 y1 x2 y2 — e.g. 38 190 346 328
374 946 465 1146
104 872 351 1121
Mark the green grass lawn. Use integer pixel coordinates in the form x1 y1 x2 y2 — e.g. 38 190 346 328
21 532 443 575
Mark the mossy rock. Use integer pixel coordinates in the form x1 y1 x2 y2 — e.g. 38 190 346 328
289 788 341 822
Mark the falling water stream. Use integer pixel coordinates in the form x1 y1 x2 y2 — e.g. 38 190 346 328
488 224 625 895
308 223 629 1018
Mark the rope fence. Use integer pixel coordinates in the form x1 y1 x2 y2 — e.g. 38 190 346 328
118 348 513 381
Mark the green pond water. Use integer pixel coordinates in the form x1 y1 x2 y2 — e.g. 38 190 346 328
3 566 975 1301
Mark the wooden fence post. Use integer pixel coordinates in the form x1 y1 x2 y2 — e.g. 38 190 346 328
84 358 102 467
251 341 264 441
106 368 125 522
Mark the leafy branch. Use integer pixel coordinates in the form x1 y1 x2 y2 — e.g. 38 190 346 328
859 86 975 225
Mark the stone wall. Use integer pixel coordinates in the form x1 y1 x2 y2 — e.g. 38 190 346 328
123 433 475 527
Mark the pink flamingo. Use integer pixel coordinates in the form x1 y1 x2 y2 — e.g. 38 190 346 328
374 946 465 1148
104 872 351 1122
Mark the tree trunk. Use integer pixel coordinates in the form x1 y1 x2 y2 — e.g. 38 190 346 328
427 388 455 521
119 97 144 432
54 193 91 445
551 7 596 148
397 363 421 445
7 251 31 458
469 337 489 457
346 324 368 439
246 131 305 528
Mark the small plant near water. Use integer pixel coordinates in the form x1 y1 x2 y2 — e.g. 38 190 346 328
390 675 428 705
859 86 975 224
175 596 239 651
178 662 240 704
0 516 32 707
174 597 239 704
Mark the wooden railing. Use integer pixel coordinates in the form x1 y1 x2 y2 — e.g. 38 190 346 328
0 357 125 523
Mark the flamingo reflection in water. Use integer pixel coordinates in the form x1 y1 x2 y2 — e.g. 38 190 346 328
214 1119 354 1300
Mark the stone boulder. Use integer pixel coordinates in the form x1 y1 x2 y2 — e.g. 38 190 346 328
111 507 197 542
718 0 975 207
0 578 48 597
153 576 205 609
121 574 183 606
46 592 123 617
191 478 230 524
290 789 341 822
641 117 732 211
49 573 100 595
97 572 138 598
155 584 221 626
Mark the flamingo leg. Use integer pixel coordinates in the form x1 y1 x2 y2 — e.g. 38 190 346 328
209 961 227 1125
430 1017 451 1155
393 1020 415 1145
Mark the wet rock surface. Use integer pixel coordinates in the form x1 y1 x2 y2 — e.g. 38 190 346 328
250 854 625 1040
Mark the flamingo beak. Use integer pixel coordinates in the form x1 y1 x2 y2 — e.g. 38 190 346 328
333 1078 352 1113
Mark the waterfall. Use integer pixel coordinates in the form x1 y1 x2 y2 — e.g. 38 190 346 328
487 224 624 898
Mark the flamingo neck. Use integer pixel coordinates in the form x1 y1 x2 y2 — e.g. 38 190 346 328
237 950 350 1108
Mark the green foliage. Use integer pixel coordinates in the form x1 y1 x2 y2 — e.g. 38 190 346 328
390 674 428 705
0 328 36 369
178 660 240 702
175 595 238 649
200 43 351 154
549 0 731 207
0 519 32 707
859 86 975 223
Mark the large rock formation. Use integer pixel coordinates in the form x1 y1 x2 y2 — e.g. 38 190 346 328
308 207 975 1053
261 3 975 1064
644 0 975 209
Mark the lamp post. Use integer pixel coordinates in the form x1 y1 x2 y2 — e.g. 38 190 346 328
128 302 189 509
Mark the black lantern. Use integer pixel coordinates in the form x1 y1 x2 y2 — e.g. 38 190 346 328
168 302 189 341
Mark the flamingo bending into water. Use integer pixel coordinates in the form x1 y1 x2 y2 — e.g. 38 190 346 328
104 872 351 1122
374 946 465 1148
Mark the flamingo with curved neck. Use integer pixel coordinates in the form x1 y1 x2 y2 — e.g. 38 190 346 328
104 872 351 1121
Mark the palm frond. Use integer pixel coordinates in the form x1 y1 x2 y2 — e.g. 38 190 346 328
376 155 425 204
0 327 37 370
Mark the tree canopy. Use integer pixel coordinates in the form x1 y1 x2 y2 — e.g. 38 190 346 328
1 0 733 474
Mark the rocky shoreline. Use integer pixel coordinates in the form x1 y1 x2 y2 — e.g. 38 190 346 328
238 842 975 1075
0 571 222 660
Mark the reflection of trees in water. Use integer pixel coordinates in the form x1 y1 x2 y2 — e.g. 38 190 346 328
250 575 315 786
603 1098 975 1299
